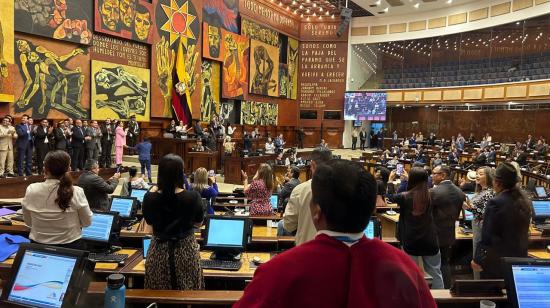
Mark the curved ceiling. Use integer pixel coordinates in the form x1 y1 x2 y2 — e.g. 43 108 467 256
352 0 479 17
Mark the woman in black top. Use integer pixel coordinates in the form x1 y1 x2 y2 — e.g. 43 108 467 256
388 167 444 289
143 154 204 290
374 167 390 207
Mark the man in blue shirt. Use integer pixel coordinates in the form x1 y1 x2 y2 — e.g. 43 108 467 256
15 115 33 176
127 137 152 183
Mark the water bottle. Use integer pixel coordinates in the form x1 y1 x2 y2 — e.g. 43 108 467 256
104 274 126 308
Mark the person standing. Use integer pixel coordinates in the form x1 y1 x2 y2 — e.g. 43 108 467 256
34 119 52 175
71 119 85 171
15 115 34 176
242 164 275 216
127 115 140 155
115 121 127 167
127 137 153 183
351 128 358 150
472 163 531 279
392 130 398 146
53 122 68 151
359 129 367 151
388 167 444 289
0 116 16 178
100 119 114 168
296 127 304 149
77 159 120 211
431 165 466 288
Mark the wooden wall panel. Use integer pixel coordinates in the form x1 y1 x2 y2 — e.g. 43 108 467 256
535 0 550 4
443 89 462 101
470 8 489 21
409 20 427 31
528 83 550 96
389 23 407 33
423 91 442 101
505 85 528 98
351 27 369 36
371 25 388 35
388 107 550 143
428 17 446 29
448 13 468 25
491 2 512 16
513 0 534 11
484 87 505 99
463 88 483 100
403 91 423 101
387 91 403 101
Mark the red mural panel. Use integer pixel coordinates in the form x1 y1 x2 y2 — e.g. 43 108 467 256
95 0 156 44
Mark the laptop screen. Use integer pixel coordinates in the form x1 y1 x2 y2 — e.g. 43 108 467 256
535 187 547 198
81 213 114 243
364 221 375 239
130 189 147 203
270 195 278 210
512 264 550 307
465 193 475 200
143 238 151 258
7 250 77 308
532 200 550 218
464 209 474 221
110 197 134 218
205 218 245 249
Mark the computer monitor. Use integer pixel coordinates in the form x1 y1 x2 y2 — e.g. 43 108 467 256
130 188 148 203
364 217 381 239
109 196 136 219
203 216 250 260
143 237 151 259
465 192 475 201
270 195 278 211
81 212 117 244
503 258 550 308
535 187 548 198
463 209 474 221
1 243 89 308
532 200 550 220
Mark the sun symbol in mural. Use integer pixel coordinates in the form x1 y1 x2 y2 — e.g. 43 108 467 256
160 0 197 47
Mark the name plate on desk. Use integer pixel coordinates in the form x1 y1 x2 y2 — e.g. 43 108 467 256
450 280 505 297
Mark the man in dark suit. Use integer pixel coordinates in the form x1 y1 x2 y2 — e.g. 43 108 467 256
71 119 85 171
243 132 252 152
53 122 69 151
525 134 535 150
127 115 140 155
33 119 52 174
15 115 33 176
431 165 466 288
278 166 301 212
100 118 115 168
296 128 305 149
359 129 367 151
473 163 531 279
77 159 120 211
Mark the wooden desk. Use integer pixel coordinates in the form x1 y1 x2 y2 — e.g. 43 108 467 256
529 248 550 259
431 289 507 305
121 251 273 280
223 155 276 184
150 137 197 164
379 213 475 241
187 151 217 172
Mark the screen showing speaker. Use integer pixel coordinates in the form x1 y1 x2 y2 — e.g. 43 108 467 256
344 92 387 121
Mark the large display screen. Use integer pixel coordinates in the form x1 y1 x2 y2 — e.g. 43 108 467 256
344 92 387 121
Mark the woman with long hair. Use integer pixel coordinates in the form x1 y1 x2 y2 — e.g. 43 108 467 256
22 151 92 249
192 167 218 214
120 166 149 196
114 120 126 166
388 167 444 289
242 163 274 216
464 166 495 279
143 154 204 290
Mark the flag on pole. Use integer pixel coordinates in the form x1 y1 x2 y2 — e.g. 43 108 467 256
172 38 193 124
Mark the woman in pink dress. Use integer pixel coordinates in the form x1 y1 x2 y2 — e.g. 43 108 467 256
115 121 127 166
242 163 274 216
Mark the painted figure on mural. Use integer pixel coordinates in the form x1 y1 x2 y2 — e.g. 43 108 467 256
287 39 299 99
201 61 218 122
251 45 275 96
15 0 92 44
100 0 121 32
14 39 87 118
120 0 136 30
203 0 238 33
155 36 175 117
94 66 148 118
133 4 151 42
0 21 7 91
208 25 221 59
222 34 247 98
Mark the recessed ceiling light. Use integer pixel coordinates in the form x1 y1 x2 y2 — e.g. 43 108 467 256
413 3 420 8
383 7 389 12
375 0 381 5
447 0 452 3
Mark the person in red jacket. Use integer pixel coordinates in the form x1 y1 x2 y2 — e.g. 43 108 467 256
234 159 436 308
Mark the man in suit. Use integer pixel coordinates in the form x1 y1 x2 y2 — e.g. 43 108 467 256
127 115 140 155
53 121 69 151
90 121 102 161
359 129 367 151
278 166 301 213
296 127 304 149
525 134 535 150
0 116 17 177
193 119 204 141
15 115 34 176
431 165 466 288
100 118 115 168
71 119 85 171
77 159 120 211
33 119 52 174
243 132 252 152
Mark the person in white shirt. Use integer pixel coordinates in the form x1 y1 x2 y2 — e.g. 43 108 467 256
175 120 191 138
22 151 93 249
0 116 17 178
279 147 332 244
265 137 275 154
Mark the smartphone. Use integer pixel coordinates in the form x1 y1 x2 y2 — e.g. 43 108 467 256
116 166 121 173
208 170 215 177
396 164 404 176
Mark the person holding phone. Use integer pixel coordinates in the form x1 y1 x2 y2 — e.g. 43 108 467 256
242 164 274 216
191 167 218 214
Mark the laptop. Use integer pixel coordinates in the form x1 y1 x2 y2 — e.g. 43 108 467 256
130 188 148 204
143 237 151 259
503 258 550 308
364 217 381 239
535 186 548 199
270 195 278 212
81 211 118 245
1 243 89 308
109 196 137 219
532 200 550 225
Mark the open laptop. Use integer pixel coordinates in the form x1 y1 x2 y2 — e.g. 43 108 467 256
130 188 148 204
532 200 550 226
1 243 90 308
143 236 151 259
109 196 137 220
81 212 127 263
364 217 381 239
535 186 548 199
503 257 550 308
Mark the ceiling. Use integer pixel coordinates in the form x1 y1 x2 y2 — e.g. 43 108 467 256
349 0 479 17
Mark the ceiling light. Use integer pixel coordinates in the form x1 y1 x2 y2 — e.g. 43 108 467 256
413 3 419 8
446 0 452 3
383 7 389 12
375 0 381 5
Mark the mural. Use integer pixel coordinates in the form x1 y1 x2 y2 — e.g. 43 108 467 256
240 101 278 126
152 0 201 118
202 22 222 62
279 64 289 98
95 0 155 44
14 0 92 45
0 0 14 102
220 100 235 124
221 30 248 99
288 37 298 100
241 18 280 47
203 0 238 33
200 60 220 122
91 60 150 121
12 35 89 119
249 39 279 97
